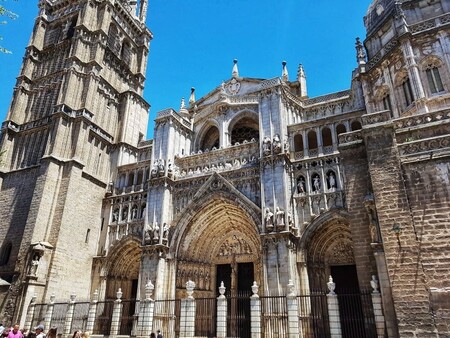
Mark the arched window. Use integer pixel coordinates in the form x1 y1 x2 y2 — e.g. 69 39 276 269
426 66 444 94
136 170 143 185
128 172 135 186
121 40 132 65
336 124 346 136
307 130 318 150
230 116 259 144
351 121 362 131
200 126 220 151
65 15 78 39
107 24 121 55
322 127 332 147
0 242 12 266
294 134 304 152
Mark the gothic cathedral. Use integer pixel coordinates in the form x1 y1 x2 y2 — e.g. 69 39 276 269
1 0 450 337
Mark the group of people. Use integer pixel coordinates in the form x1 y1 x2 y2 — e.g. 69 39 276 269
0 324 45 338
150 330 163 338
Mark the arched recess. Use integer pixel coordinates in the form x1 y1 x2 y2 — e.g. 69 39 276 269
104 238 142 300
170 190 262 298
195 120 220 151
299 210 356 291
228 110 259 145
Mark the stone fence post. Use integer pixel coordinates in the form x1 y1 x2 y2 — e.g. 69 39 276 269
110 288 123 336
85 289 99 333
180 280 196 337
326 276 341 338
24 294 37 331
286 280 300 337
250 282 261 338
136 281 155 337
216 282 227 338
370 275 386 338
44 294 55 331
64 293 76 336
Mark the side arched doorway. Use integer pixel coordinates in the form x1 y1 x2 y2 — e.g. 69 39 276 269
172 195 262 338
103 239 142 334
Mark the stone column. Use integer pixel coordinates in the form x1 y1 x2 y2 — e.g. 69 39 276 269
250 282 261 338
44 294 55 332
23 294 37 331
370 276 386 338
110 288 123 336
137 281 155 337
180 280 196 337
216 282 227 338
286 280 300 337
85 290 99 334
326 277 341 338
64 294 76 337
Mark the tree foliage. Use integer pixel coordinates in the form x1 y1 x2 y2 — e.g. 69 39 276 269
0 0 18 54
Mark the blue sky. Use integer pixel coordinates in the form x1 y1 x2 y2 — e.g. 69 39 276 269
0 0 372 139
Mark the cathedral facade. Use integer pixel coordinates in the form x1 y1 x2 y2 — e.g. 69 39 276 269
1 0 450 336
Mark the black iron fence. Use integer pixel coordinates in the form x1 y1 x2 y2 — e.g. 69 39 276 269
29 291 377 337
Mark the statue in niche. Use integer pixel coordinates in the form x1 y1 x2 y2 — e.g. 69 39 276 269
225 162 232 169
264 207 274 232
313 175 321 192
203 165 209 172
262 137 271 156
218 162 224 171
211 163 217 171
29 253 40 276
276 207 285 227
297 177 306 194
157 159 165 177
188 168 193 175
287 212 294 229
273 134 282 154
328 172 336 190
195 166 201 174
144 228 152 243
141 204 146 219
180 169 187 177
131 205 138 219
112 208 119 222
368 207 380 243
122 207 128 222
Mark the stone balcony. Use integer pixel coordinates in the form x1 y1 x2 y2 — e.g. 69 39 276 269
174 140 260 179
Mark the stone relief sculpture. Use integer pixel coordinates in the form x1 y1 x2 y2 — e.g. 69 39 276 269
262 137 272 156
157 159 165 177
273 134 282 154
151 163 158 178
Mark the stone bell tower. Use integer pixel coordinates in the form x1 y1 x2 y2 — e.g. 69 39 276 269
0 0 151 324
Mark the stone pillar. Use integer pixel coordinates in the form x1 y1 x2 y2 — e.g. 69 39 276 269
44 294 55 331
370 276 386 338
64 294 76 336
85 290 99 333
180 280 196 337
326 277 341 338
250 282 261 338
216 282 227 338
110 288 123 336
23 294 37 331
286 280 300 337
137 281 155 337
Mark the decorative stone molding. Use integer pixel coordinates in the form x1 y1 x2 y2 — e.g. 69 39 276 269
338 130 363 147
361 110 391 126
395 109 450 130
398 134 450 157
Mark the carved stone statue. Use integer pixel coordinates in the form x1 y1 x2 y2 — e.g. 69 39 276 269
328 172 336 189
297 177 306 194
272 134 282 154
284 138 290 154
29 254 40 276
276 207 285 226
131 205 138 219
162 223 169 239
153 222 160 240
262 137 271 156
264 207 274 232
157 159 165 177
150 163 158 178
122 207 128 222
313 175 321 192
112 208 119 222
167 161 173 178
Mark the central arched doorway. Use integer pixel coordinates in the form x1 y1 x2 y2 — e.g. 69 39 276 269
173 193 262 338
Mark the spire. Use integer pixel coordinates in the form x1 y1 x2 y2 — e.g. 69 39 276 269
189 87 196 106
282 61 289 81
179 97 189 118
297 64 307 98
139 0 148 23
232 59 239 78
